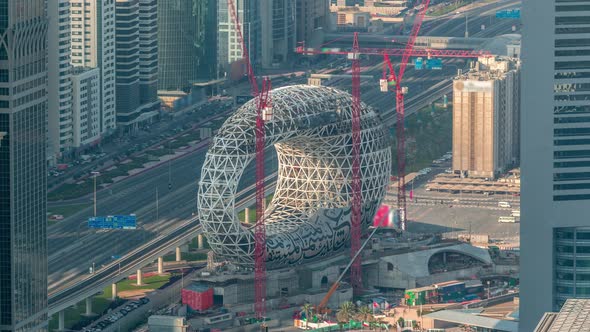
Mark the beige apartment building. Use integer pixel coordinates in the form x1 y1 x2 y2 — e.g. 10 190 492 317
452 57 520 179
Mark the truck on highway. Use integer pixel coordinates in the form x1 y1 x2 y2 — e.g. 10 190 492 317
498 216 517 223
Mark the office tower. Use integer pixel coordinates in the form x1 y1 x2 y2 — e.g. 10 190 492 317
0 0 48 330
47 0 73 164
70 0 117 134
260 0 296 68
158 0 218 93
296 0 329 44
520 1 590 331
217 0 261 72
452 57 520 179
115 0 159 130
71 67 101 148
138 0 159 105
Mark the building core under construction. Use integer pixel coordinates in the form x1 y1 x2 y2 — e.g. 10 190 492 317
452 57 521 179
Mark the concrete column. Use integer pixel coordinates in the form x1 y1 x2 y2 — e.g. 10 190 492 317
58 310 65 331
245 208 250 223
85 297 93 315
136 269 143 286
176 246 182 262
111 283 118 300
197 234 204 249
158 256 164 274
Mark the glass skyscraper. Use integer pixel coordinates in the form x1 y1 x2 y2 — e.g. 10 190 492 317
217 0 261 74
158 0 217 92
521 0 590 331
0 0 49 331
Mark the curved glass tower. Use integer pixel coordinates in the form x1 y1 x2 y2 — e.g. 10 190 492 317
555 228 590 307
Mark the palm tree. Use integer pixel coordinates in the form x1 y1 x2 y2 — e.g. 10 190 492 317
336 301 356 331
301 303 313 330
357 305 374 325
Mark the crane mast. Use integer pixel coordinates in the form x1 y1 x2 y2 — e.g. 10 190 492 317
227 0 268 319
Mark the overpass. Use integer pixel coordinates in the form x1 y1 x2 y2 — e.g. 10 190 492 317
322 33 490 51
47 179 277 319
48 220 203 315
46 72 453 324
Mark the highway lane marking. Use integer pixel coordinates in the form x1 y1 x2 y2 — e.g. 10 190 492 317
410 207 433 222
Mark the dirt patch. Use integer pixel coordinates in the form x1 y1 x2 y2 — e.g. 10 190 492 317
117 289 150 299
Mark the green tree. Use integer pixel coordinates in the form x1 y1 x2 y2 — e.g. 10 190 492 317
301 303 314 330
356 305 374 325
397 317 405 329
336 301 356 331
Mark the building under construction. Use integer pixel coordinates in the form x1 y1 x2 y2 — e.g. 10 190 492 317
452 57 521 179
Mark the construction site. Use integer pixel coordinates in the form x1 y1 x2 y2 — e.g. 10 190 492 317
146 0 523 331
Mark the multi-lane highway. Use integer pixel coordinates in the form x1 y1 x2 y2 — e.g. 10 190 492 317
47 0 521 310
47 127 279 292
423 0 521 37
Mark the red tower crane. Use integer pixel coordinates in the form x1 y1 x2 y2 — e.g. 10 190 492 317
226 0 269 319
296 0 493 290
350 32 362 296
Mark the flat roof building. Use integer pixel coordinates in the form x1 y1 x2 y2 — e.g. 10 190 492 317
452 57 520 179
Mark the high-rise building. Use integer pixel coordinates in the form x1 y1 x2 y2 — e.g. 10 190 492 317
70 0 117 134
296 0 329 45
0 1 49 331
138 0 159 105
115 0 159 130
47 0 73 164
520 1 590 331
217 0 261 72
260 0 296 68
452 57 520 179
71 67 101 148
158 0 217 93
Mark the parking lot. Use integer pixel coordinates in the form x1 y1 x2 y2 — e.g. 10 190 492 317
82 297 150 332
388 151 520 243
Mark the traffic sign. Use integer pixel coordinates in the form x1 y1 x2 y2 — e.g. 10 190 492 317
88 214 137 229
496 9 520 19
426 58 443 70
415 57 424 70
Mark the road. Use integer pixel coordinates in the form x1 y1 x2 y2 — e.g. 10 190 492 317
47 3 520 303
422 0 521 37
47 137 279 291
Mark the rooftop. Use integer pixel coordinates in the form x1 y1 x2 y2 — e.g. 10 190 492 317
424 310 519 332
534 299 590 332
379 243 492 278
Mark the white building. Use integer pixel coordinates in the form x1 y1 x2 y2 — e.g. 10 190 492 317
70 0 117 134
521 1 590 331
47 0 73 164
71 67 101 148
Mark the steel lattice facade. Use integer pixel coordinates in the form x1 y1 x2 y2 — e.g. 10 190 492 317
198 85 391 269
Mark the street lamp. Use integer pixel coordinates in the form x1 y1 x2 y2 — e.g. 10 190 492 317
91 171 100 217
456 11 469 38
